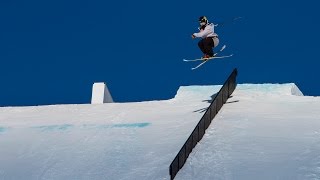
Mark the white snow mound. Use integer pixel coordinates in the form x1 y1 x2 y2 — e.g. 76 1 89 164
1 83 319 180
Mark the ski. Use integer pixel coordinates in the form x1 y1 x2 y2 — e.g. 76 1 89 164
183 45 226 62
191 54 233 70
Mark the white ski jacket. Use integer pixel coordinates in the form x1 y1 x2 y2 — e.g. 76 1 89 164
193 23 218 39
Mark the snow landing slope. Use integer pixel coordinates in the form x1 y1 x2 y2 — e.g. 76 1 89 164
176 83 320 180
1 83 320 180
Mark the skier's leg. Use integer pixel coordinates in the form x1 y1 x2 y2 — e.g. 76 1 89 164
198 39 206 54
203 38 214 57
212 37 220 56
213 37 219 48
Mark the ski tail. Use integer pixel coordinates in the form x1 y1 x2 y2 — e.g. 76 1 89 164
215 45 226 56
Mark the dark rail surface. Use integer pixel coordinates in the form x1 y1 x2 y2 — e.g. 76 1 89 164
169 68 238 180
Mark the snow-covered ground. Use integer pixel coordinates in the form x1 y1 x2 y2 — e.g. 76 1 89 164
1 83 320 180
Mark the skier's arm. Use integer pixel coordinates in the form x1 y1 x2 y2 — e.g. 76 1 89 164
193 29 209 38
192 25 213 38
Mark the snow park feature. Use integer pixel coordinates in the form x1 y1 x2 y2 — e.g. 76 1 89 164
91 82 113 104
1 69 320 179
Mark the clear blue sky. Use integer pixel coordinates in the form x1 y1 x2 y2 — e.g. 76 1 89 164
1 0 320 106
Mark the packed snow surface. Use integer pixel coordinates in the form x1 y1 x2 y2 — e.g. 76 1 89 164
0 83 320 180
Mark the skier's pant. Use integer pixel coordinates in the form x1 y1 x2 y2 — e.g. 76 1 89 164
198 37 216 56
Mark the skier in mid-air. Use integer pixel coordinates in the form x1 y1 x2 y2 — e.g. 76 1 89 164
191 16 219 59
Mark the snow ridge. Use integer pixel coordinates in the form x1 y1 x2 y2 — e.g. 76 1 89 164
235 83 303 96
173 83 303 101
